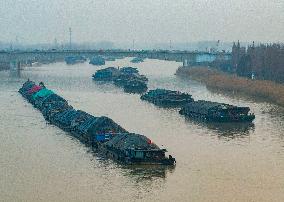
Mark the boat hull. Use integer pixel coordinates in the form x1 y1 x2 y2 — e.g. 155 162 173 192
179 110 255 123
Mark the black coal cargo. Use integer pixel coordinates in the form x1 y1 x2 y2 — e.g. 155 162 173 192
19 80 176 166
35 93 67 110
179 100 255 123
93 66 148 94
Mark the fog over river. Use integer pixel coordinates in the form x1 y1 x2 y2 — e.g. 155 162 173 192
0 58 283 201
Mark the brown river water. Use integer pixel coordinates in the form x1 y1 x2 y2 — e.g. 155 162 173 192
0 58 284 202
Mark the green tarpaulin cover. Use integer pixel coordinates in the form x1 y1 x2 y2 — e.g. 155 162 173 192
32 88 54 100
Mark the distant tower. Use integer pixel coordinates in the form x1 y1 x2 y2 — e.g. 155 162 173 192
170 40 172 50
132 39 134 50
69 27 72 49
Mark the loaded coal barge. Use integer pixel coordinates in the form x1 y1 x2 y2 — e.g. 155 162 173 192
92 67 121 81
92 66 148 94
179 100 255 122
141 89 193 107
19 80 175 165
113 74 148 93
123 79 148 94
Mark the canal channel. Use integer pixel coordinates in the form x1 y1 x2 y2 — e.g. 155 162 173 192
0 58 284 201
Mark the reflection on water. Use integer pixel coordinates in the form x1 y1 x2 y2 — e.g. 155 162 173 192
183 117 255 139
87 147 174 181
1 58 284 202
9 61 21 78
207 122 255 139
122 165 175 182
9 70 21 78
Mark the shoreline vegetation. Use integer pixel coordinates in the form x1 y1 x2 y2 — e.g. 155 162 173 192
176 66 284 107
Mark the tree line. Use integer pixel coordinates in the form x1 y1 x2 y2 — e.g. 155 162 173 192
232 42 284 83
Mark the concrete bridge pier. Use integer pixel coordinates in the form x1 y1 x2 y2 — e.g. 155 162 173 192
182 54 197 67
182 59 187 67
182 58 191 67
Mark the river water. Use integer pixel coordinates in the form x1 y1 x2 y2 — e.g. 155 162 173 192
0 58 284 202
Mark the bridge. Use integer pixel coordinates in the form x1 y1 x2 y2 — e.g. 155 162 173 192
0 49 231 70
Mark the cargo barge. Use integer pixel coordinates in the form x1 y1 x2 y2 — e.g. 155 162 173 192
89 56 105 66
92 67 148 94
19 80 175 165
141 89 194 107
92 67 120 81
65 56 86 65
179 100 255 122
123 79 148 94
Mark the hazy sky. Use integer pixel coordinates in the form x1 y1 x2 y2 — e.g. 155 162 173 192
1 0 283 44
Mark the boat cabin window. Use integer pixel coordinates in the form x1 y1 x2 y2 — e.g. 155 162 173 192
134 151 144 158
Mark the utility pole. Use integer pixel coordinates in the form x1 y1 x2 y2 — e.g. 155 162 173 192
132 39 134 50
69 27 72 49
170 40 172 50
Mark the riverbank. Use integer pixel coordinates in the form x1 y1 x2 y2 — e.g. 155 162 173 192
176 66 284 107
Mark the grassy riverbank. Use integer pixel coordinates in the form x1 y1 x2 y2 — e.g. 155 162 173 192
176 66 284 107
